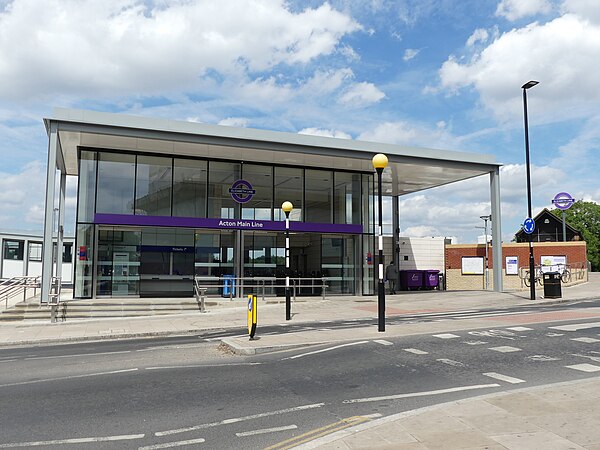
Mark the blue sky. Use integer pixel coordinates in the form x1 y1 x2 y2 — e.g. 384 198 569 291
0 0 599 243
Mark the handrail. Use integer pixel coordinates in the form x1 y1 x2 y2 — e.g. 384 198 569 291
194 276 329 307
0 276 41 310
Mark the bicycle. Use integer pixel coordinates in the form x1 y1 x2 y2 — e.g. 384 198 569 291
523 266 544 287
556 263 572 283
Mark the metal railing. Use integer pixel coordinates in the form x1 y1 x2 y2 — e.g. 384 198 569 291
194 276 329 312
0 276 41 310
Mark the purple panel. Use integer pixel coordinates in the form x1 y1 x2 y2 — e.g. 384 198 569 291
94 214 363 234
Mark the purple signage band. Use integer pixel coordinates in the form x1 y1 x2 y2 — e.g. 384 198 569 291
552 192 575 211
94 214 364 234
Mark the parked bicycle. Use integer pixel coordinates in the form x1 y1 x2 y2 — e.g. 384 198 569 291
556 263 572 283
523 265 544 287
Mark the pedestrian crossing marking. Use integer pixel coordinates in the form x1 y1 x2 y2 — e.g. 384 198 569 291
373 339 393 346
566 363 600 372
506 327 533 331
550 322 600 332
433 333 460 339
489 346 521 353
571 337 600 343
404 348 428 355
483 372 526 384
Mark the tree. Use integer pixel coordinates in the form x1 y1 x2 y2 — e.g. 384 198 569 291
552 200 600 271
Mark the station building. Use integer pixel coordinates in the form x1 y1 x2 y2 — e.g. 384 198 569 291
41 109 503 301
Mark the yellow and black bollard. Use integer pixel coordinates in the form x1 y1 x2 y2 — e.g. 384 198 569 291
247 294 257 340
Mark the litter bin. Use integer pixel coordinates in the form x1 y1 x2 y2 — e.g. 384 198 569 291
399 270 423 291
543 272 561 299
423 270 440 290
222 274 235 297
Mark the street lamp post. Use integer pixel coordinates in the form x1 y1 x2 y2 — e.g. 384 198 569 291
480 215 491 290
372 153 388 332
522 80 539 300
281 201 293 320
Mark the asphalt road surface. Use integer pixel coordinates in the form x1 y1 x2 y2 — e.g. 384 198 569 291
2 299 600 449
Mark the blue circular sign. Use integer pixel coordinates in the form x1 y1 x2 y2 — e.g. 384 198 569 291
552 192 575 211
523 217 535 234
229 179 256 204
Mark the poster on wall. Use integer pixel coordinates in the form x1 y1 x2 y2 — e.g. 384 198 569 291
506 256 519 275
462 256 484 275
540 255 567 273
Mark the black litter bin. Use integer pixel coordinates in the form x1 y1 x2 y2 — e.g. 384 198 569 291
543 272 562 299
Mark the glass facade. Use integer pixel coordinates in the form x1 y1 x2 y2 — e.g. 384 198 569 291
75 148 374 298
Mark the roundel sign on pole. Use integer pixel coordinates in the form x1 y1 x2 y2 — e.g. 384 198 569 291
523 217 535 235
552 192 575 211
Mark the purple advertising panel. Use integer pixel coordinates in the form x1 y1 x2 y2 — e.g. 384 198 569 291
94 214 363 234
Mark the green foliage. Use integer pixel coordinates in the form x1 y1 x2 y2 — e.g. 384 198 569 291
552 200 600 271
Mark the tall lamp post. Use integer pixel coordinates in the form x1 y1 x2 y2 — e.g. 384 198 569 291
522 80 539 300
281 201 293 320
372 153 388 332
480 215 491 290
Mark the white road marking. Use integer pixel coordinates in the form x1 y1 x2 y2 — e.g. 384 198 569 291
0 434 144 448
571 337 600 343
373 340 393 346
566 363 600 372
546 332 564 337
24 350 132 361
282 341 369 360
469 330 516 340
342 383 499 404
572 353 600 363
235 424 298 437
437 359 465 367
527 355 560 362
432 333 460 339
488 346 521 353
403 348 428 355
0 368 138 389
550 322 600 332
139 438 206 449
155 403 325 436
506 326 533 331
0 359 17 364
462 340 488 345
482 372 526 384
145 363 261 370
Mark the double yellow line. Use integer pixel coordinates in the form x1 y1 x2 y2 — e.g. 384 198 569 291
265 415 372 450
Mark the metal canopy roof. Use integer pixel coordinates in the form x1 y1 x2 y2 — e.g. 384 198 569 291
44 108 501 196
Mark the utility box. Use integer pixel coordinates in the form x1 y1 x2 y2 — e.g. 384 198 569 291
543 272 562 299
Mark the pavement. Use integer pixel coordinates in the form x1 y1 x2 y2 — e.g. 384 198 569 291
1 274 600 449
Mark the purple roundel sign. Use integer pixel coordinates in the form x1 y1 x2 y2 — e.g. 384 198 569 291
552 192 575 211
229 179 256 204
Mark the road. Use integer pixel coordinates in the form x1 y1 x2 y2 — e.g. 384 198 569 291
1 299 600 449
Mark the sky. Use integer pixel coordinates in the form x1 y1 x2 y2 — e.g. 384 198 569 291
0 0 599 243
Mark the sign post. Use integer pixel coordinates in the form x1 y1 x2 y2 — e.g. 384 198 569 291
552 192 575 242
247 294 257 340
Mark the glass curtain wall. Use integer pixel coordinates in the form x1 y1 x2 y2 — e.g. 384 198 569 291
135 156 172 216
96 153 135 215
173 158 207 217
96 227 141 297
274 167 302 221
208 162 241 219
305 169 332 223
334 172 361 224
241 164 273 220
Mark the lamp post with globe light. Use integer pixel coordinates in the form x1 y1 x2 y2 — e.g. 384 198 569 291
281 201 293 320
372 153 388 332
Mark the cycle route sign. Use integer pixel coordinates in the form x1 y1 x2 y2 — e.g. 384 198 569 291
523 217 535 234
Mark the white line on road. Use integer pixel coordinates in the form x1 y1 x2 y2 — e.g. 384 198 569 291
138 438 206 449
550 322 600 332
24 350 132 361
432 333 460 339
145 363 262 370
0 368 138 389
571 337 600 343
0 434 144 448
236 425 298 437
373 340 393 346
0 359 17 364
506 327 533 331
482 372 526 384
155 403 325 437
488 346 521 353
342 383 500 404
437 359 465 367
403 348 428 355
566 363 600 372
282 341 370 360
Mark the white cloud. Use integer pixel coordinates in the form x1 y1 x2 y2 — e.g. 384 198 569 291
357 120 464 150
466 28 489 47
496 0 553 21
338 82 385 107
403 48 420 61
0 0 360 100
298 128 352 139
562 0 600 24
439 12 600 122
218 117 249 127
